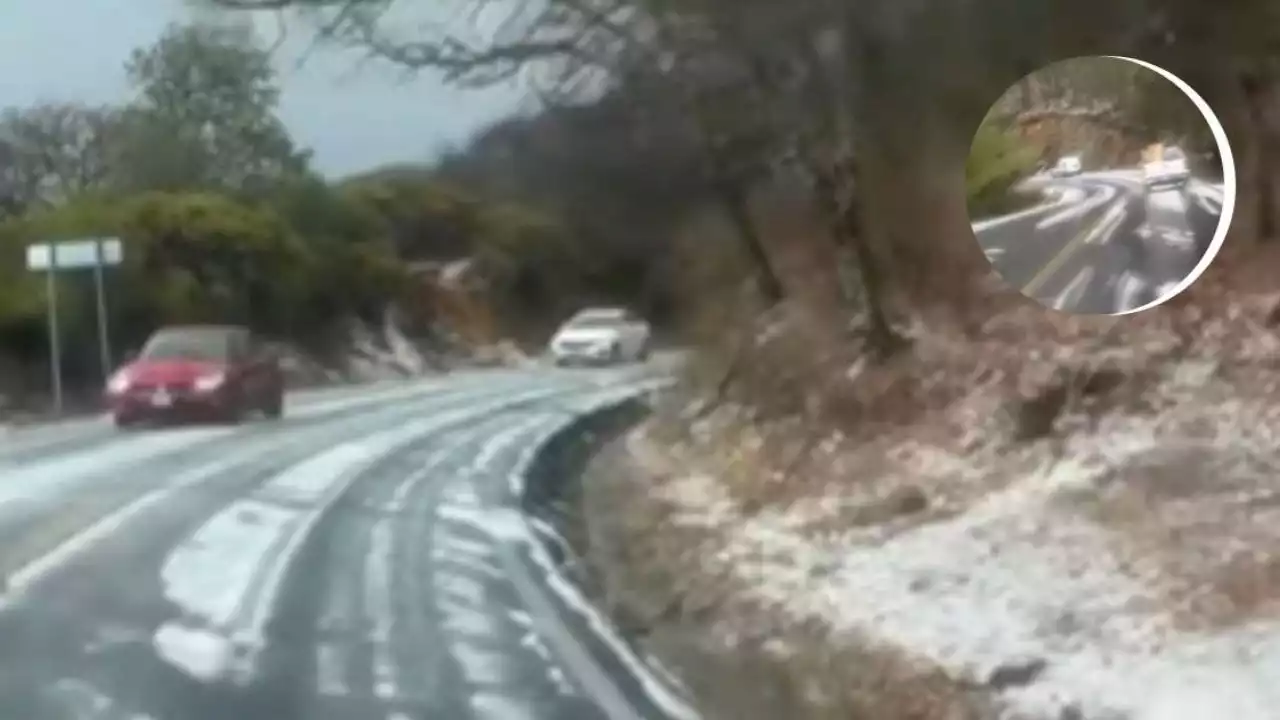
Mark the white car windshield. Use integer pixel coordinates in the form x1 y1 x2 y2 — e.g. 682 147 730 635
568 317 625 330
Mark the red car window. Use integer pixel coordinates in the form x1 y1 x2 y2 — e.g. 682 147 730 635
141 329 233 362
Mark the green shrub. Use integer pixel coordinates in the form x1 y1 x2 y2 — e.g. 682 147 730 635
966 120 1041 218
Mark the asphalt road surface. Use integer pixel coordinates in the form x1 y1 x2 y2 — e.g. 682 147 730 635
0 364 697 720
976 170 1226 313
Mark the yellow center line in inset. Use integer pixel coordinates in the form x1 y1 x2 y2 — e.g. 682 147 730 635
1023 201 1119 296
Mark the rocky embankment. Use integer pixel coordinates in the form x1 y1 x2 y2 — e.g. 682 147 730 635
575 289 1280 720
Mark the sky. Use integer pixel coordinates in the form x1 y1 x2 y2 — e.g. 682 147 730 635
0 0 527 178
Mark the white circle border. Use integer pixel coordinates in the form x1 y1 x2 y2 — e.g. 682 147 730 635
1104 55 1237 315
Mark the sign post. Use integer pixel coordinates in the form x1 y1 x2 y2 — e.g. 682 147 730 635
25 237 123 415
91 240 118 383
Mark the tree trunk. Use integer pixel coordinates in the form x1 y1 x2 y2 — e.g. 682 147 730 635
808 158 901 356
1240 70 1275 242
857 121 988 333
1245 68 1280 243
715 180 785 305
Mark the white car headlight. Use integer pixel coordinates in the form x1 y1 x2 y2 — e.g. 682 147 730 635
193 372 226 392
106 372 131 394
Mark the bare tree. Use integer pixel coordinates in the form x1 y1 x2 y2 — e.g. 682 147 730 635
200 0 1280 323
0 102 122 209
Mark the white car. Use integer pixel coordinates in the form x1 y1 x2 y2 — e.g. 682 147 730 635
548 307 652 366
1143 146 1191 189
1053 155 1082 177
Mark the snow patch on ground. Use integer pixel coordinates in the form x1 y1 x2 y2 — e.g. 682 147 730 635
644 351 1280 719
971 183 1088 233
151 624 239 684
383 307 429 375
162 499 300 630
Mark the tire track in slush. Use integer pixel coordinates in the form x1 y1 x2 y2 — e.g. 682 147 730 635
304 409 560 719
424 414 572 719
426 411 617 720
151 381 586 685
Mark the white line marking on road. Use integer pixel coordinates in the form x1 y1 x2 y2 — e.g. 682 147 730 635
0 449 245 611
1052 266 1095 311
1191 180 1225 203
1116 272 1148 312
471 420 535 474
1083 202 1127 245
1193 192 1222 215
1036 184 1116 230
0 429 231 506
972 185 1086 232
384 469 421 514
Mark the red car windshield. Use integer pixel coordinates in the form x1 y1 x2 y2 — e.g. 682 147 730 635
140 331 232 362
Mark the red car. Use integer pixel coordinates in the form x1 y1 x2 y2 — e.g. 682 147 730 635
105 325 285 428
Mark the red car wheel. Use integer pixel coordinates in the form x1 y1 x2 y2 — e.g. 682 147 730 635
263 391 284 420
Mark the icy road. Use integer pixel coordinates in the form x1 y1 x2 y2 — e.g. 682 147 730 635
0 364 696 720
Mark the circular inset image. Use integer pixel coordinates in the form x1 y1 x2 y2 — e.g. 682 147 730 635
967 55 1234 314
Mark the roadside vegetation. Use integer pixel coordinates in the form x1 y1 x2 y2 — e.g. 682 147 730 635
0 21 667 409
965 120 1042 219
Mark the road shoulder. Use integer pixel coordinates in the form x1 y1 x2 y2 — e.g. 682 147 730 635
575 428 991 720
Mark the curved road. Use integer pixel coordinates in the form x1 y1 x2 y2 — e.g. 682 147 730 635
0 365 696 720
976 171 1226 313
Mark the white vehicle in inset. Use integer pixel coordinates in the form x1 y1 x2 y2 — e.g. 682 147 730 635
548 307 652 366
1053 155 1082 177
1142 146 1191 189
